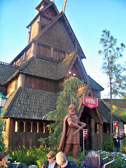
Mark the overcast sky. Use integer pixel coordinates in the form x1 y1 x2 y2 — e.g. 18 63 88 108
1 0 126 98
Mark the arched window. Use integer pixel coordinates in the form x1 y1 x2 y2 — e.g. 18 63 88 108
26 122 31 132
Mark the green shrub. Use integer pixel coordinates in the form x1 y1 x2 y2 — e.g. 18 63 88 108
8 147 126 168
103 136 113 152
8 145 57 167
122 137 126 153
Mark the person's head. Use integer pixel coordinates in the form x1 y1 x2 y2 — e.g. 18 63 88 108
46 151 56 164
68 104 75 115
87 151 99 157
56 152 67 167
86 151 101 167
0 152 8 164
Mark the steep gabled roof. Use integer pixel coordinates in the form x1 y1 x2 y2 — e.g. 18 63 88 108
0 62 18 85
27 2 59 28
2 50 87 86
88 75 104 91
3 87 57 120
65 54 88 84
103 99 126 109
18 51 87 82
19 57 58 80
98 100 120 122
34 12 86 59
18 52 75 80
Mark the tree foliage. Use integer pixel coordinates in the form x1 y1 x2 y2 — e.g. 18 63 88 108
41 77 82 146
104 101 126 122
98 29 126 97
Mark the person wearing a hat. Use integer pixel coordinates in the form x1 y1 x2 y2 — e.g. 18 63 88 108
42 151 58 168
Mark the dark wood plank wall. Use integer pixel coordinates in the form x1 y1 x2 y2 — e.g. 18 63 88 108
37 45 51 58
25 75 60 92
37 44 65 61
9 119 50 148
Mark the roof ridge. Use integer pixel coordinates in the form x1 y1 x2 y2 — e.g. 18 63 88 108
34 12 63 41
0 61 9 65
88 75 104 91
0 61 18 69
19 57 35 71
4 88 22 117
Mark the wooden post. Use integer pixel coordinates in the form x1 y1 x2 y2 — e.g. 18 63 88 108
62 0 67 13
83 129 85 156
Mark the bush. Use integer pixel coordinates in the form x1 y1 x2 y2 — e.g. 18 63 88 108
122 137 126 153
8 146 126 168
103 136 113 152
98 150 126 168
8 145 57 167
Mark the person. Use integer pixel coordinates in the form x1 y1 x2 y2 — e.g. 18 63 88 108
113 132 124 152
82 151 104 168
42 151 58 168
56 152 77 168
58 104 86 160
0 152 8 168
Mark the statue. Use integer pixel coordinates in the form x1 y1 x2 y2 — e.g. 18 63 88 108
58 104 86 160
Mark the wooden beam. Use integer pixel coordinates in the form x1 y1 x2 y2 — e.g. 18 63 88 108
62 0 67 13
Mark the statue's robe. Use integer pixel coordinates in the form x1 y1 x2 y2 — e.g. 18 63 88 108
58 114 80 152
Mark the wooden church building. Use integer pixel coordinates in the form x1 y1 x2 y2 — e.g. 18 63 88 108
0 0 119 150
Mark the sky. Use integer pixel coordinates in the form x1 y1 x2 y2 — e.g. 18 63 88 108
1 0 126 98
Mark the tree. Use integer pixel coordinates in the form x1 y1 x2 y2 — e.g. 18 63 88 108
98 29 126 138
40 76 82 146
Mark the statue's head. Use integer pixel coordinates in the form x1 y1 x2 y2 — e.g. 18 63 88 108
68 104 75 115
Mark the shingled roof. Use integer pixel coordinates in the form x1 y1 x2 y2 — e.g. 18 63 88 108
3 87 57 120
0 62 17 85
88 75 104 91
34 12 86 59
103 99 126 109
98 100 120 123
19 52 75 80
